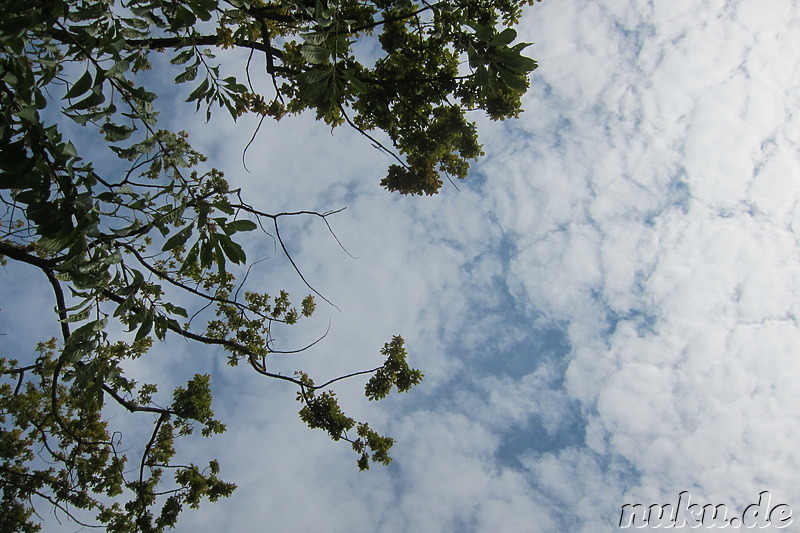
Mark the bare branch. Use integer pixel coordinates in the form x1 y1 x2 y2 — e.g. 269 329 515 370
140 413 169 496
272 216 339 311
314 367 382 390
268 319 330 354
338 104 410 170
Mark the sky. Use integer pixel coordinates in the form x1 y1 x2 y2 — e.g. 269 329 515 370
3 0 800 531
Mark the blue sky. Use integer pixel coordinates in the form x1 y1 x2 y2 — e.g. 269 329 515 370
4 0 800 531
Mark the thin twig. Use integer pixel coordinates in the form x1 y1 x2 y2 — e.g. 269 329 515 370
272 217 339 311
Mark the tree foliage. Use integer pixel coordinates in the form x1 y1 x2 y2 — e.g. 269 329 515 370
0 0 540 529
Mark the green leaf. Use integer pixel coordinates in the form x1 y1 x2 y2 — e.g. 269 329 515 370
348 76 367 94
154 315 168 340
213 201 234 215
187 78 209 103
471 24 494 44
214 238 227 275
302 32 328 45
188 0 213 22
113 293 137 318
164 303 188 318
67 89 106 111
474 64 489 92
71 317 108 342
64 69 93 100
135 311 153 341
225 219 257 234
101 122 134 142
171 49 194 65
494 49 538 73
489 28 517 47
299 68 333 85
104 249 123 265
180 241 200 272
17 106 38 124
106 60 131 77
497 68 527 91
217 234 246 264
300 44 331 65
62 307 91 323
38 233 77 252
511 41 533 53
114 184 136 195
162 224 194 251
63 141 78 157
466 44 482 69
124 16 150 30
175 65 199 83
64 111 93 126
34 89 47 109
200 239 214 269
300 79 330 102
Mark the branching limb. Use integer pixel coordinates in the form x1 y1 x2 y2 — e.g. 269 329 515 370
338 104 411 170
140 412 169 491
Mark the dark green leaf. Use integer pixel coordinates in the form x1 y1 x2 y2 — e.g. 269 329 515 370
217 234 246 264
349 76 367 94
300 44 331 64
113 293 137 318
124 16 150 30
135 311 153 341
302 32 328 45
38 233 77 252
164 303 189 318
64 69 93 100
101 123 134 142
187 78 209 103
214 200 234 215
490 28 517 47
17 106 38 124
162 224 194 251
171 49 195 65
497 68 527 91
494 49 538 73
180 241 200 272
67 89 106 111
299 68 333 85
225 219 257 234
472 24 494 44
511 42 533 53
62 307 91 323
154 315 168 340
200 239 214 269
63 141 78 157
175 66 199 84
214 239 227 275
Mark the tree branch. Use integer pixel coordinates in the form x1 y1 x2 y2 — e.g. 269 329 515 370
47 28 284 59
0 240 62 269
139 412 169 500
120 243 271 319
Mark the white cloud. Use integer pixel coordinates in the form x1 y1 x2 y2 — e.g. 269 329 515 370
479 0 800 529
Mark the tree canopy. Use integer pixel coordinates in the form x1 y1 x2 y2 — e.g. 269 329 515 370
0 0 540 529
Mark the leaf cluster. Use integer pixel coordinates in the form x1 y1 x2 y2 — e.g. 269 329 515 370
295 337 421 470
0 342 234 533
